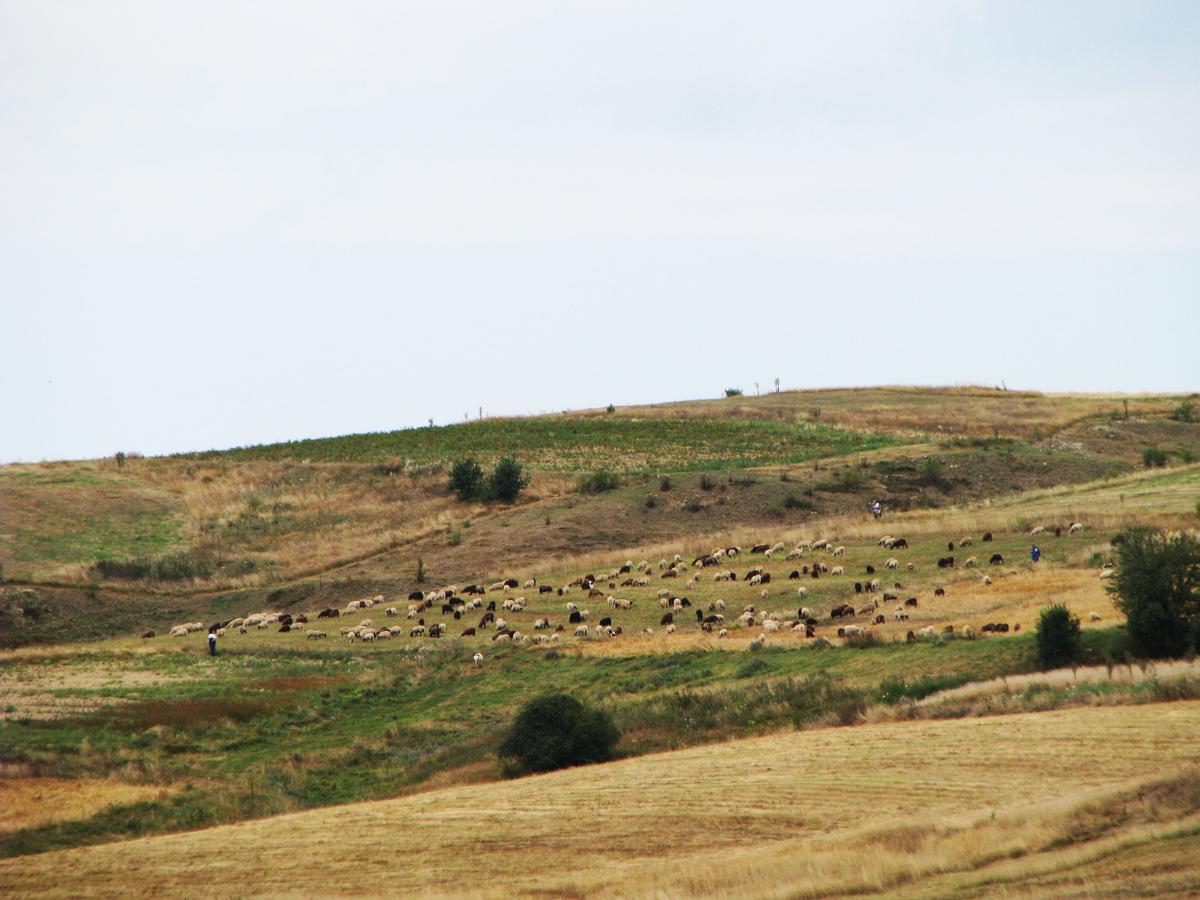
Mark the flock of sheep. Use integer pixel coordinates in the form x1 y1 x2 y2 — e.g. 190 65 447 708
155 522 1097 648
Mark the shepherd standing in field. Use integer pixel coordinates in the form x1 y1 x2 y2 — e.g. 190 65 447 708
208 631 217 656
1031 545 1041 563
870 499 882 519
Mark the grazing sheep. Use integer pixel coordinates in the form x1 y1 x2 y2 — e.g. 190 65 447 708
385 607 398 617
959 536 973 547
832 545 845 557
981 575 992 585
1069 522 1083 535
963 556 978 568
934 587 945 597
796 586 808 598
1099 569 1115 579
989 553 1004 565
884 558 899 570
473 651 484 665
665 624 676 634
718 628 728 638
830 566 844 576
306 630 327 639
1030 525 1046 536
1089 612 1102 621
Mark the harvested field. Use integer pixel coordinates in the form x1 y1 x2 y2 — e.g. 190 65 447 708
1 702 1197 897
0 779 168 833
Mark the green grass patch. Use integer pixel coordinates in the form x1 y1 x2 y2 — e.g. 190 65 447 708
180 417 900 472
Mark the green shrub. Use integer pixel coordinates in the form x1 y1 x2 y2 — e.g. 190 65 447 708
818 468 865 493
488 457 530 503
915 457 951 490
498 694 620 776
782 493 815 511
644 495 658 509
698 473 715 490
448 531 462 546
1143 447 1168 468
659 475 672 492
724 387 743 397
1036 604 1082 668
577 469 620 494
1171 398 1195 422
1111 528 1200 657
448 458 485 501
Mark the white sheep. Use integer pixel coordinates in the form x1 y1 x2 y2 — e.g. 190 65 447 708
574 625 589 637
1069 522 1083 535
718 628 728 638
831 566 844 576
832 545 845 557
665 624 676 634
796 587 808 598
385 607 398 617
963 556 978 568
473 651 484 665
981 575 992 585
884 558 899 570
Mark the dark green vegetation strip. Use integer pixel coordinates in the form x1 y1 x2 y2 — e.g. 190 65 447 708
180 417 900 471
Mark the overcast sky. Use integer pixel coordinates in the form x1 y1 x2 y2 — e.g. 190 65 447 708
3 1 1198 462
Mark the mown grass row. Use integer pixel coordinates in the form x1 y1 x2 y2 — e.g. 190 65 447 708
180 417 901 471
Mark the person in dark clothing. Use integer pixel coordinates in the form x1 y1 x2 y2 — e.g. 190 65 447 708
1031 545 1041 563
208 631 217 656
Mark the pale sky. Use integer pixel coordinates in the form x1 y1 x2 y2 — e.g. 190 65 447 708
3 1 1198 461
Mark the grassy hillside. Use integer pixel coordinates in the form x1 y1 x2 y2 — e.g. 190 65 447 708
182 415 899 470
2 702 1197 897
2 385 1199 894
5 385 1195 598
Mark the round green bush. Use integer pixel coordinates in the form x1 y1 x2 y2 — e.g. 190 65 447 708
498 694 620 776
1036 603 1082 669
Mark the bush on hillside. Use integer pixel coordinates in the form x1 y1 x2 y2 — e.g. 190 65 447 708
915 457 951 490
488 456 531 503
724 387 743 397
1036 604 1082 668
1170 398 1195 422
1111 528 1200 658
577 469 620 494
1142 447 1168 468
448 458 485 501
498 694 620 776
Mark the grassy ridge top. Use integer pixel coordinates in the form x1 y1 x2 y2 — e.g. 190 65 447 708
181 416 900 471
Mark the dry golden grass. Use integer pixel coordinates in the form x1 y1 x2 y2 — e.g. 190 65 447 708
1 702 1197 897
0 659 198 721
598 385 1184 439
0 779 169 833
0 455 576 586
915 658 1200 708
